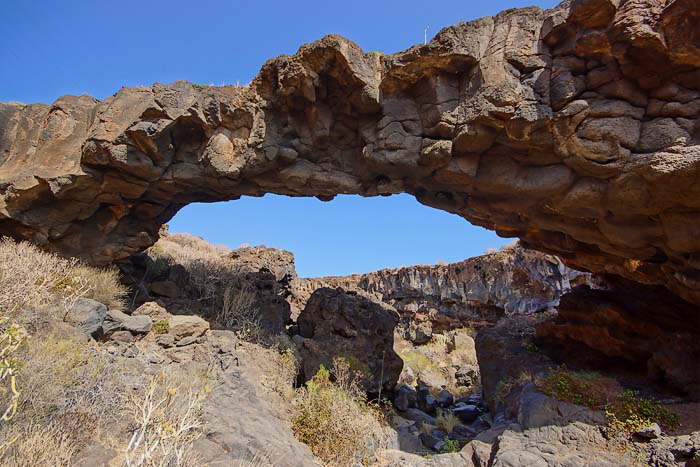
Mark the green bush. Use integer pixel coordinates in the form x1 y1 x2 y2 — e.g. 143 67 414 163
440 437 460 454
606 390 679 435
537 367 679 436
153 319 169 334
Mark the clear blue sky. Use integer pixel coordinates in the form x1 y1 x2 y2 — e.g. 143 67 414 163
1 0 556 277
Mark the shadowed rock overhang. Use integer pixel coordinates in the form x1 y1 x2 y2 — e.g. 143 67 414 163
0 0 699 304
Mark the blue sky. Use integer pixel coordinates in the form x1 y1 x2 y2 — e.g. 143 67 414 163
1 0 557 277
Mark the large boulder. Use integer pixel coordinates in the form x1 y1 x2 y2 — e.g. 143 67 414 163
64 298 108 338
295 287 403 393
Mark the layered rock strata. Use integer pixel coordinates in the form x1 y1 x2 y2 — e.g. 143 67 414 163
296 247 590 323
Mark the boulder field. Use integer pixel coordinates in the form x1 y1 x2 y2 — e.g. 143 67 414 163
1 0 699 310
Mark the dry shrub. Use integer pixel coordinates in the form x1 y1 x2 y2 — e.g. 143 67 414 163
13 336 119 422
436 410 460 433
0 321 28 423
0 332 123 465
0 423 77 467
123 373 208 467
218 282 264 342
291 357 388 466
0 237 127 317
262 345 300 401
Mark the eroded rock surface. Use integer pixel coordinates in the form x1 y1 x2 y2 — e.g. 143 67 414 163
295 287 403 393
536 276 700 398
1 0 699 307
296 246 590 323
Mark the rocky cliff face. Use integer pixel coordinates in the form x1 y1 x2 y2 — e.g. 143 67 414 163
296 247 590 322
1 0 699 307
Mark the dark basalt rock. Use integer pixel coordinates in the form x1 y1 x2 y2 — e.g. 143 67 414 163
0 0 699 312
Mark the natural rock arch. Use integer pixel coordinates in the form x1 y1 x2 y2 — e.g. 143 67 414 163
1 0 699 304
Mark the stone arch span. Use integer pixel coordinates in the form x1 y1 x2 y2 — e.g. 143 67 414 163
0 0 699 304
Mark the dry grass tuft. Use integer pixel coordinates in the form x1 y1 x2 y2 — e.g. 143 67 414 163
0 423 77 467
436 410 460 433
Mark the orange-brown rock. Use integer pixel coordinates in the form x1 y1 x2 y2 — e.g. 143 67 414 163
1 0 699 306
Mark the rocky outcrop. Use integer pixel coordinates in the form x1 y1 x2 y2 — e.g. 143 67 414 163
295 287 403 393
297 247 590 323
124 238 295 333
536 276 700 399
1 0 699 308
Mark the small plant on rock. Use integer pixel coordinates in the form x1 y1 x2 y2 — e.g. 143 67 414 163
152 320 169 335
439 437 460 454
605 390 679 436
436 409 460 433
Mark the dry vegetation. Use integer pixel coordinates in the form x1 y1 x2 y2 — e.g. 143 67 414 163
0 238 207 466
145 234 267 341
291 357 390 467
0 238 127 319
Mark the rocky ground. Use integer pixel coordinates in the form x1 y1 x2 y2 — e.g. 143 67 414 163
113 232 700 465
1 231 699 465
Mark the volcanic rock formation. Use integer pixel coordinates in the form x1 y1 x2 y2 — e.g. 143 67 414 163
295 246 590 320
1 0 699 307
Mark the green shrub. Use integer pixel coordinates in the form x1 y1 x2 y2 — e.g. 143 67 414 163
440 437 461 454
537 367 679 436
153 319 169 334
606 390 679 435
537 367 616 409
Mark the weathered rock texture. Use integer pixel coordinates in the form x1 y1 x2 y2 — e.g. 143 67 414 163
1 0 699 306
296 287 403 392
296 247 590 322
536 276 700 398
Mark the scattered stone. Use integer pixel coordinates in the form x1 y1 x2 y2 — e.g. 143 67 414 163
176 335 200 347
454 365 479 388
110 330 134 343
155 334 175 348
102 310 152 335
419 432 446 452
401 408 437 426
132 301 170 321
635 423 662 440
450 424 476 440
452 404 480 424
417 390 439 415
168 315 210 341
394 385 418 412
437 389 454 407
